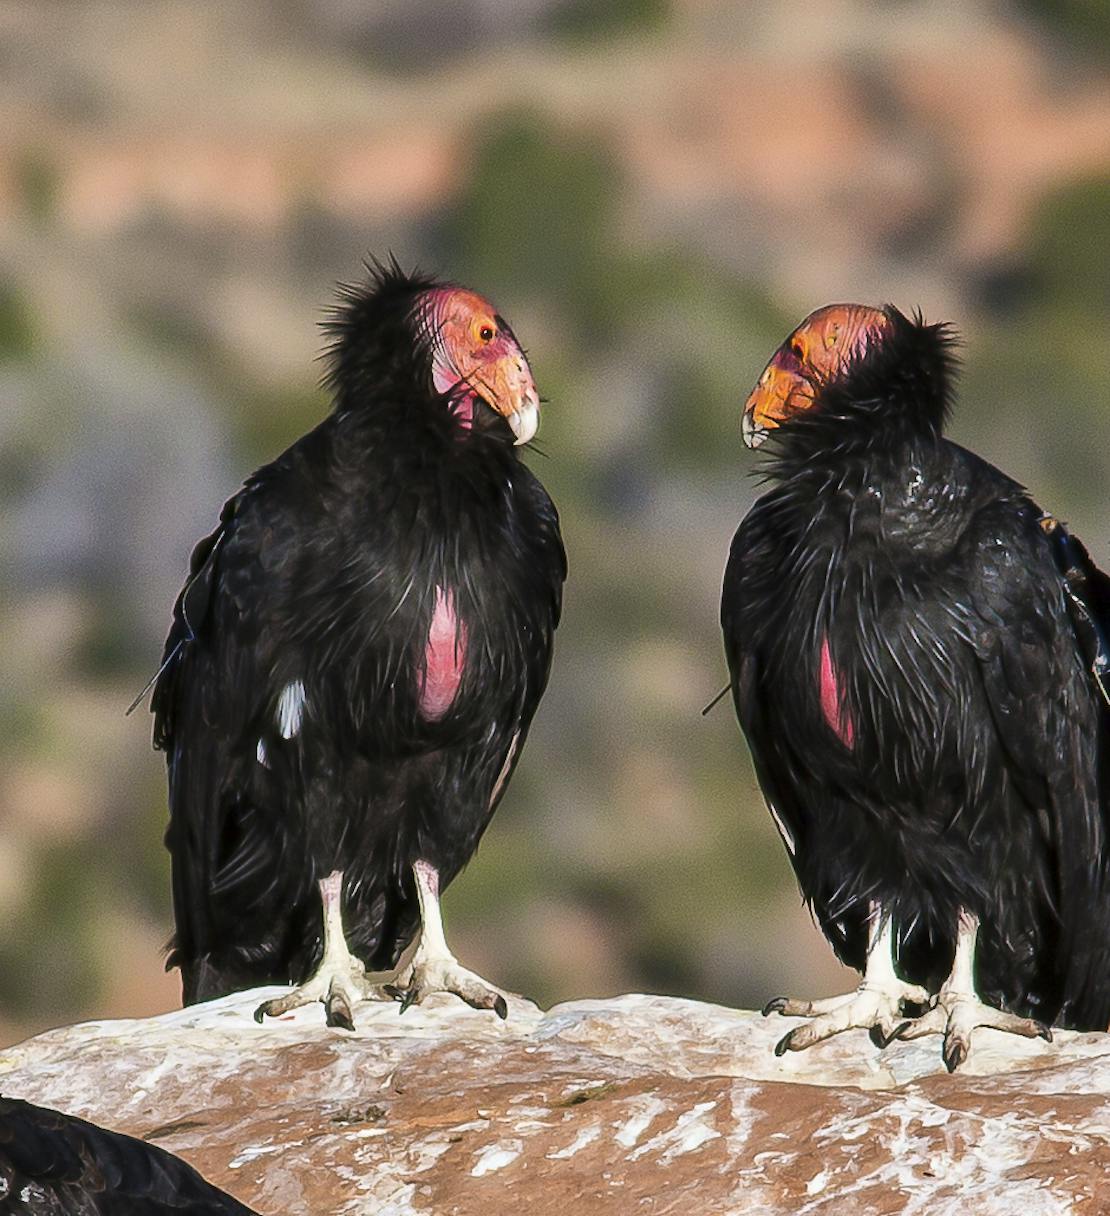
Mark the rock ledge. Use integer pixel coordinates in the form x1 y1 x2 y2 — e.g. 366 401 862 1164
2 988 1109 1213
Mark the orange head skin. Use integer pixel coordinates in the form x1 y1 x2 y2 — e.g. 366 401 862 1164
742 304 892 447
421 287 539 444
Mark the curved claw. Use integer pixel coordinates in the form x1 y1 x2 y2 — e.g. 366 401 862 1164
325 992 355 1032
393 955 509 1019
253 995 301 1024
881 1020 913 1048
896 993 1052 1070
390 982 507 1018
760 978 932 1059
774 1029 797 1057
377 982 415 1013
943 1038 967 1074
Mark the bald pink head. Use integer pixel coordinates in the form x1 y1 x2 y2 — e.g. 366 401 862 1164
420 287 539 445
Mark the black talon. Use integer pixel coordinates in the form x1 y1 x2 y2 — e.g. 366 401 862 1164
398 988 418 1014
493 995 508 1020
774 1029 796 1057
326 999 355 1032
871 1024 905 1049
762 997 788 1017
1038 1024 1053 1043
943 1039 967 1073
253 1003 269 1025
884 1020 912 1046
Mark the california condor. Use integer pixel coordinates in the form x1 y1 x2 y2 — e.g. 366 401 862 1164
722 303 1110 1069
0 1096 257 1213
150 262 565 1028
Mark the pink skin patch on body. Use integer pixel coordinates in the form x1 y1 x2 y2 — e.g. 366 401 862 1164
819 635 855 748
420 586 467 720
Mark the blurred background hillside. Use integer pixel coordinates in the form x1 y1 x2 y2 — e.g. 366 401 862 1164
0 0 1108 1046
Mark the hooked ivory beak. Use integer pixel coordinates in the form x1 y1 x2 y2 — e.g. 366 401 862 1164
475 354 540 446
742 362 813 448
742 409 767 449
506 397 539 446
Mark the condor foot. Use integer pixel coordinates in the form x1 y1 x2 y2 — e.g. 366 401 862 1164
891 992 1051 1072
764 978 930 1057
388 955 508 1020
253 956 387 1031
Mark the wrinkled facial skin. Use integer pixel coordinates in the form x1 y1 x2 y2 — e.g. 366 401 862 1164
742 304 891 447
420 287 540 445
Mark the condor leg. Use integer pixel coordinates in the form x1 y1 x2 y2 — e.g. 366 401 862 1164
390 860 508 1019
765 903 930 1056
254 870 386 1030
893 910 1051 1071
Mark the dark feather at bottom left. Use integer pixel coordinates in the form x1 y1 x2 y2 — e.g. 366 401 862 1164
0 1097 257 1216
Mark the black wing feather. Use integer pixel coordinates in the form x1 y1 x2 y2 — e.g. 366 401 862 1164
1046 516 1110 707
965 503 1110 1027
0 1096 257 1214
722 501 869 967
152 472 308 997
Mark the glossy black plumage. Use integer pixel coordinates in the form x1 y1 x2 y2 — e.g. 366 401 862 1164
722 308 1110 1030
0 1097 256 1214
152 264 565 1002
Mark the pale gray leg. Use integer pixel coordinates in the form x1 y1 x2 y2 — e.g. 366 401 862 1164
254 870 390 1030
390 860 508 1019
894 910 1051 1071
766 902 930 1056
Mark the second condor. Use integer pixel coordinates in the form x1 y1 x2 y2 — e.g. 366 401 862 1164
722 303 1110 1069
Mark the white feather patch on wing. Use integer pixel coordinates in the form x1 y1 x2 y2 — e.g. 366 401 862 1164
490 731 520 809
256 739 269 767
276 679 307 740
768 801 795 856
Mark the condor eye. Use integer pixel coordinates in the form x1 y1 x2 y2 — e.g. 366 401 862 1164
790 337 805 360
479 324 495 343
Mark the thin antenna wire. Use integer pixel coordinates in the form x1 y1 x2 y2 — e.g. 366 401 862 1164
701 684 731 716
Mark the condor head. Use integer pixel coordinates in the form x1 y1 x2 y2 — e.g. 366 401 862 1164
420 287 540 445
742 304 892 448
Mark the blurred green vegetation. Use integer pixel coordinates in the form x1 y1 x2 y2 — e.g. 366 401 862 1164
0 279 36 361
960 173 1110 510
14 151 58 225
0 843 102 1019
546 0 670 44
1025 176 1110 317
444 111 630 340
1020 0 1110 54
234 386 333 468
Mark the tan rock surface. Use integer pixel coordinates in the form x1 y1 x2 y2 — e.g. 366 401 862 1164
1 989 1109 1213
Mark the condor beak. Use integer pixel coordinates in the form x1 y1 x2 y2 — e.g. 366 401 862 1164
741 407 767 449
477 352 541 446
506 396 539 446
742 357 813 449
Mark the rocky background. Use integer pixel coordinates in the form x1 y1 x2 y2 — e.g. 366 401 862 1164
0 0 1108 1046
